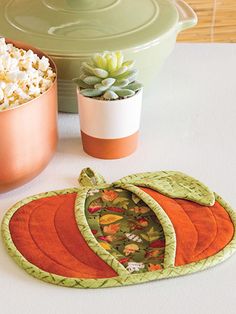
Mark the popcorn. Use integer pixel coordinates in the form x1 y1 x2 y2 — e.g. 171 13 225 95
0 88 4 102
38 56 50 71
0 38 56 111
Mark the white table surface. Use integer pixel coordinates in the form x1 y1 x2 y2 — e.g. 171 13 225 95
1 43 236 314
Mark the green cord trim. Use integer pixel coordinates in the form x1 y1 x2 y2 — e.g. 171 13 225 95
1 187 236 288
115 183 176 268
74 187 129 276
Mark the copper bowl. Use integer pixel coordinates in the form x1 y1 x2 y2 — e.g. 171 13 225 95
0 39 58 193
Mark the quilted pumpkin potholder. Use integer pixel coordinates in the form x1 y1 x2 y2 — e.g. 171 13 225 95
1 168 236 288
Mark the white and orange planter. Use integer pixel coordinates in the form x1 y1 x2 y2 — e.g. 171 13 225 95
77 89 143 159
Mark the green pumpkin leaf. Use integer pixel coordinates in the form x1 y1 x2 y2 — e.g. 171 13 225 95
114 171 215 206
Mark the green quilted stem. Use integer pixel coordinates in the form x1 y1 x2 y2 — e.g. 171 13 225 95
78 168 107 187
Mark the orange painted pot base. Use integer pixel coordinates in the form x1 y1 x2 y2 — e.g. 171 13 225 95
81 131 139 159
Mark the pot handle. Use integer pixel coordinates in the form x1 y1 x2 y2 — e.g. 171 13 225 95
175 0 198 32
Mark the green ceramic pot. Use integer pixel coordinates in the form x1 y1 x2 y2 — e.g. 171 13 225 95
0 0 197 113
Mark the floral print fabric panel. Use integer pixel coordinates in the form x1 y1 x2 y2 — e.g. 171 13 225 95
85 188 165 273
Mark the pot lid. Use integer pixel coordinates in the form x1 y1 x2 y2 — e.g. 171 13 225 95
0 0 179 56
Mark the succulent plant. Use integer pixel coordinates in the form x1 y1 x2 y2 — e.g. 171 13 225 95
73 51 142 100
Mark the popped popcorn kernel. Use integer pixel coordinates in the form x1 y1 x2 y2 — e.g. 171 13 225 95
0 88 4 102
0 38 56 111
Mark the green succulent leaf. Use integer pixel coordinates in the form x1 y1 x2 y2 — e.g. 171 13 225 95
116 51 124 69
94 83 109 92
83 76 102 85
115 89 135 98
80 89 104 97
102 78 116 87
103 90 119 100
122 60 135 69
72 78 90 89
117 69 138 82
92 54 107 69
110 66 128 77
82 62 96 75
114 79 130 87
79 73 87 80
93 68 109 79
127 82 143 92
106 54 117 72
74 51 142 99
